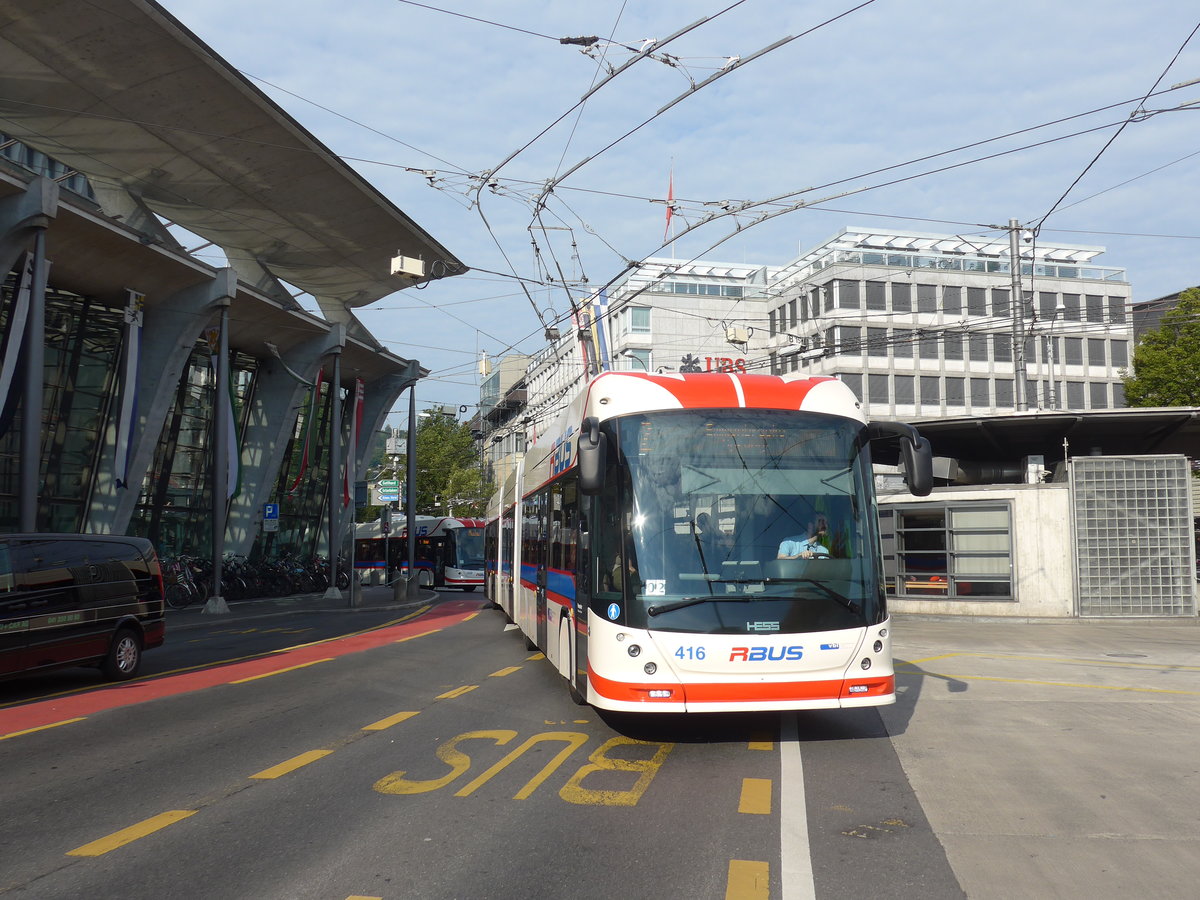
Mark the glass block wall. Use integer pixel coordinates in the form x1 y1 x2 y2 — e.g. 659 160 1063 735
1070 456 1196 616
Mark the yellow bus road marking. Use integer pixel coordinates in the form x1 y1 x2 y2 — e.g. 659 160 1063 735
67 810 197 857
726 860 769 900
395 629 441 643
437 684 479 700
271 609 434 653
363 711 420 731
1 717 87 742
231 658 333 683
250 749 333 780
489 666 521 678
464 612 479 622
738 778 772 815
747 733 774 751
527 652 545 660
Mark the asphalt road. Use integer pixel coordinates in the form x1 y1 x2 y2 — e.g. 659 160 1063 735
2 591 1198 899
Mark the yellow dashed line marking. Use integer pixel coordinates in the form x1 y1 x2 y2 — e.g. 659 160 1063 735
464 612 479 622
67 810 197 856
231 658 333 683
738 778 772 815
726 860 769 900
527 652 545 660
489 666 521 678
363 711 420 731
250 750 333 780
395 629 441 643
1 717 86 742
747 733 774 751
437 685 479 699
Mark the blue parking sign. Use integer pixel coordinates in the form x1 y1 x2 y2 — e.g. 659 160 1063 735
263 503 279 520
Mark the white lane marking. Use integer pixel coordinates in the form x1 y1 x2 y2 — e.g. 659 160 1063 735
780 712 817 899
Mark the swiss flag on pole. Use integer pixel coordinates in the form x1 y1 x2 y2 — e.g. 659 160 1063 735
663 171 674 243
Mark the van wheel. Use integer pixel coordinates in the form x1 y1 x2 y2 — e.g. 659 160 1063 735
102 628 142 681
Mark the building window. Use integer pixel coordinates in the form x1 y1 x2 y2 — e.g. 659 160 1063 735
968 287 987 317
788 299 798 328
1067 381 1085 409
1062 293 1081 321
865 281 885 311
867 327 889 358
1085 294 1104 323
920 375 940 404
992 334 1012 362
944 333 963 361
1039 292 1057 317
991 289 1010 318
919 331 939 360
1111 341 1128 367
895 375 915 404
1064 337 1083 365
625 348 650 371
943 286 961 315
881 504 1014 600
917 284 937 313
995 379 1013 406
969 334 989 362
892 282 912 313
1108 296 1127 324
840 372 862 400
868 373 889 404
838 280 860 309
630 306 651 333
839 326 862 354
1089 382 1108 409
1112 381 1126 406
1087 338 1106 367
945 377 965 406
768 310 777 337
809 287 820 320
893 330 913 361
970 377 990 406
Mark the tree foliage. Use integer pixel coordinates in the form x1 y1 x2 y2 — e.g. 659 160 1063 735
402 412 490 517
1123 287 1200 407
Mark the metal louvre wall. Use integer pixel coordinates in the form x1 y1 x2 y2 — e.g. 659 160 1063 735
1070 456 1196 617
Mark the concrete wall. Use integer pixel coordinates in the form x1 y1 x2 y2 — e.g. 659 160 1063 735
884 484 1076 618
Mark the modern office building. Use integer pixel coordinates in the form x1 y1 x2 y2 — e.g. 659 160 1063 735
763 226 1133 418
0 2 464 560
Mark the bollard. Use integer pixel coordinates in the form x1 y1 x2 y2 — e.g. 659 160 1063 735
392 573 404 602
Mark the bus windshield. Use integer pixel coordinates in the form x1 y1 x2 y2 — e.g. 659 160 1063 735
455 527 485 568
596 408 883 634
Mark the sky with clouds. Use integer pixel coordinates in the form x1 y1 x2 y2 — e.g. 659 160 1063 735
160 0 1200 421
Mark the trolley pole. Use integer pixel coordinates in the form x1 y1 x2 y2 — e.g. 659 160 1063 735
1009 218 1030 411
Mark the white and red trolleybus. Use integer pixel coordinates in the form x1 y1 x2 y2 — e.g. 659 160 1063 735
355 516 486 590
485 372 932 713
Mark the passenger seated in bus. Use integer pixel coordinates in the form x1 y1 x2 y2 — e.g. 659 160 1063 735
777 518 831 560
611 546 641 595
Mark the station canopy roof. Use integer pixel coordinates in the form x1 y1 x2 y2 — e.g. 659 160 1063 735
908 408 1200 466
0 0 465 309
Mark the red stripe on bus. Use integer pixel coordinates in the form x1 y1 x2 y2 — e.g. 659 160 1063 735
586 663 894 704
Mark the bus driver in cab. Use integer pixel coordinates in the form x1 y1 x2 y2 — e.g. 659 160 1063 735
777 518 831 560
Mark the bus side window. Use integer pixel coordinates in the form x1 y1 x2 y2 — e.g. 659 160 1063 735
0 544 12 592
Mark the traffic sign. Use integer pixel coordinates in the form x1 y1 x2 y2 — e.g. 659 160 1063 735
378 479 400 488
263 503 279 519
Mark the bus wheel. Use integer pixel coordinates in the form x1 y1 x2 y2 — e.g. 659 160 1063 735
462 585 476 592
524 634 537 651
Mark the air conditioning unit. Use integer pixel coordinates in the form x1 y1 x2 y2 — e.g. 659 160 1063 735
726 325 749 344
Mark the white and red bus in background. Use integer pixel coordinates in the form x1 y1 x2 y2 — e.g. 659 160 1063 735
485 371 932 713
354 516 485 590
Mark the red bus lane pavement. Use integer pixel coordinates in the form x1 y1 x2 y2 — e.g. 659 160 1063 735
0 599 485 740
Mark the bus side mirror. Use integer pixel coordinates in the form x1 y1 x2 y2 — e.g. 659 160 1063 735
900 435 933 497
579 416 607 496
867 422 933 497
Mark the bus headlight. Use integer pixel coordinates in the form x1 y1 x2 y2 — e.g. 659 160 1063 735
873 640 883 653
861 657 872 670
644 662 657 675
628 644 641 658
